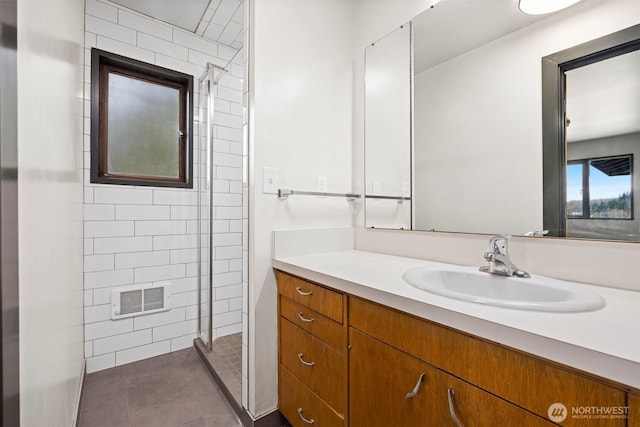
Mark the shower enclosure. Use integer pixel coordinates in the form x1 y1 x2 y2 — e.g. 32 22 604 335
195 63 245 410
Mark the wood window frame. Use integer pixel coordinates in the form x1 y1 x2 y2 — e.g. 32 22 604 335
90 48 193 188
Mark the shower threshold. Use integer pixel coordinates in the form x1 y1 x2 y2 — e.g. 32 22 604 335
194 333 242 416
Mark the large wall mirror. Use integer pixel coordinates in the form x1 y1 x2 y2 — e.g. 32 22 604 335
364 24 412 229
363 0 640 242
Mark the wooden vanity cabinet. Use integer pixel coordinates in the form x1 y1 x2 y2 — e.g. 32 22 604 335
277 272 348 427
276 271 635 427
349 296 627 427
349 327 554 426
349 328 440 426
435 369 556 426
628 394 640 427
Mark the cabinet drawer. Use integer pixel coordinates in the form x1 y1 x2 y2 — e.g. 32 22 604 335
277 271 343 323
280 365 344 427
280 295 344 353
437 370 555 427
349 296 626 426
280 318 346 415
349 328 439 427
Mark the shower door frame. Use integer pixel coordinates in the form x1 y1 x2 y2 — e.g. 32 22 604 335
196 64 221 351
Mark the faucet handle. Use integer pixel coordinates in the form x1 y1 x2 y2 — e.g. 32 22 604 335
488 235 509 255
483 252 496 262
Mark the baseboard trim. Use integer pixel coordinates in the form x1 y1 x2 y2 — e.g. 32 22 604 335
240 409 284 427
73 359 86 426
193 339 284 427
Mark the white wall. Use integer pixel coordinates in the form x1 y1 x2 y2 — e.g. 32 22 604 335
17 0 85 424
248 0 354 417
82 0 244 373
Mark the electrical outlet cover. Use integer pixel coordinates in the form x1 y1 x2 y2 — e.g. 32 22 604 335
317 176 327 192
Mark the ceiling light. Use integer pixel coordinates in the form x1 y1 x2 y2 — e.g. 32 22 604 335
518 0 583 15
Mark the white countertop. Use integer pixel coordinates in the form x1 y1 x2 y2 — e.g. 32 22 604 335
272 250 640 390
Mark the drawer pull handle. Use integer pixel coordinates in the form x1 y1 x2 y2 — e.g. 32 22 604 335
297 312 315 323
405 373 426 399
297 353 316 366
296 287 313 296
297 408 315 424
447 388 463 427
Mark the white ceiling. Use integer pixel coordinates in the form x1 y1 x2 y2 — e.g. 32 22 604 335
111 0 244 49
413 0 548 74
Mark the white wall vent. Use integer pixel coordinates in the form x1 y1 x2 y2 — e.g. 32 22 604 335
111 283 171 319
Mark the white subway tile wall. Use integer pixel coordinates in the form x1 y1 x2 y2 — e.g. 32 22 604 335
84 0 244 373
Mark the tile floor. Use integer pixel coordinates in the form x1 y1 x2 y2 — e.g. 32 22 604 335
78 348 242 427
200 333 242 406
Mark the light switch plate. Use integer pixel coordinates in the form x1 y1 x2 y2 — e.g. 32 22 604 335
263 167 279 194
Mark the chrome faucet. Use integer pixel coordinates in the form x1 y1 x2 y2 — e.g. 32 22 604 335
479 235 530 278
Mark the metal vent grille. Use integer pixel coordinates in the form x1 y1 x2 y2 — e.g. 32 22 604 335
111 283 171 319
120 290 142 315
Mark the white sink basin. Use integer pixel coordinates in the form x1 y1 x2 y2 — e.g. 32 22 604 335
402 267 605 312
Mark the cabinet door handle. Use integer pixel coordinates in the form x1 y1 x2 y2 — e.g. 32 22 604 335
405 373 426 399
296 287 313 296
447 388 463 427
297 408 315 424
297 353 316 366
297 311 314 323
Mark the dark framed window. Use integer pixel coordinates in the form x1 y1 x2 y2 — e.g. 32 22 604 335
91 48 193 188
566 155 633 219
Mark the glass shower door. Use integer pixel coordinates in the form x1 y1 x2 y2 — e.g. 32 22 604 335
195 64 244 408
197 69 214 348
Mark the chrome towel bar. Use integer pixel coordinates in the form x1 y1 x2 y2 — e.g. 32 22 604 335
277 188 361 201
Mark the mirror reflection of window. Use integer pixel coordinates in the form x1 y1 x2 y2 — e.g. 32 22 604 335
589 157 632 219
566 156 632 219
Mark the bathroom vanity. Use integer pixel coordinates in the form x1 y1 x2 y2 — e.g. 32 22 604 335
274 250 640 427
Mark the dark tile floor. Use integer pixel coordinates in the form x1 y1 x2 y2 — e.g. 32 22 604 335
200 333 242 406
78 348 242 427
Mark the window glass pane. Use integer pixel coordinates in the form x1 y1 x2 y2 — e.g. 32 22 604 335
566 163 583 217
588 157 632 218
107 73 180 178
